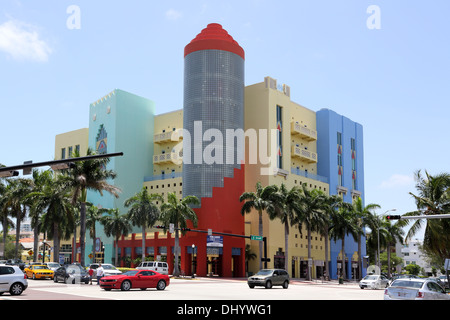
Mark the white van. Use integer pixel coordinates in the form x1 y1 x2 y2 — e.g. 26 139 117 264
136 261 169 275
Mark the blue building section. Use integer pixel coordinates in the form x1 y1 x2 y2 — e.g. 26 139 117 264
316 108 366 280
85 89 155 264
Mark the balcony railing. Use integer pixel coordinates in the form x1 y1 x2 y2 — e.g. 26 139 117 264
144 172 183 182
291 146 318 163
291 122 317 141
290 168 328 184
154 129 183 144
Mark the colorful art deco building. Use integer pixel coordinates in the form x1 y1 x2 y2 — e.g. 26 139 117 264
53 24 366 280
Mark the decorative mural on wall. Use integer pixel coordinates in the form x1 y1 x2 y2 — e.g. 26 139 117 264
96 124 108 154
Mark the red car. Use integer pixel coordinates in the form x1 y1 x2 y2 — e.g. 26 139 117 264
99 269 169 291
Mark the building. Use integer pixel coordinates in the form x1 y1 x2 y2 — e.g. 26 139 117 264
53 24 366 279
316 109 366 279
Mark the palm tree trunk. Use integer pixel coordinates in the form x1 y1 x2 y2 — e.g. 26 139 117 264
53 222 60 262
115 235 120 266
141 226 146 262
324 224 329 280
341 233 346 280
357 235 362 280
284 221 289 272
174 228 180 276
258 210 263 270
307 226 312 281
79 201 86 266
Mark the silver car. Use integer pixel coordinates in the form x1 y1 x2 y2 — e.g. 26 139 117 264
248 269 289 289
0 265 28 296
359 275 390 289
384 278 450 300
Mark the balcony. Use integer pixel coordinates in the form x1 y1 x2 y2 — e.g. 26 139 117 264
290 122 317 141
154 129 183 144
291 146 318 163
153 150 183 165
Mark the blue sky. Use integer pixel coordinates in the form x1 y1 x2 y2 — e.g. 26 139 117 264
1 1 450 239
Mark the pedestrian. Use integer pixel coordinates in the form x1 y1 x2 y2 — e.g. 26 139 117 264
96 263 104 285
88 266 94 285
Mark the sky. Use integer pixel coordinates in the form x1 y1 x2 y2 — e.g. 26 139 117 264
1 0 450 240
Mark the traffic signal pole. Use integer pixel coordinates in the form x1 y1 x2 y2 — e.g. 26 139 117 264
387 214 450 220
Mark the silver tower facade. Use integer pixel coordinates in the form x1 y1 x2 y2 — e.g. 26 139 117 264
183 24 245 202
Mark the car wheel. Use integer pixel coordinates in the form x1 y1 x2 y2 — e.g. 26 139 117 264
265 280 272 289
282 280 289 289
121 280 132 291
157 280 166 290
248 284 255 289
10 283 24 296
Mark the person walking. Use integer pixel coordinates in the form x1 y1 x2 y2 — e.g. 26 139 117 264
88 266 94 285
96 263 104 285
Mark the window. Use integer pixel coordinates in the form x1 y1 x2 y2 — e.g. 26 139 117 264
276 105 283 169
61 148 66 160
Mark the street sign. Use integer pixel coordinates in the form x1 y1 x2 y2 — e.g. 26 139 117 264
250 235 263 241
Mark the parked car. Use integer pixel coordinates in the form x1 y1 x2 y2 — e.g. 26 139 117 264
24 264 54 280
45 262 61 272
136 261 169 275
88 263 122 279
5 259 25 270
53 264 90 284
359 275 390 289
438 275 449 289
384 278 450 300
248 269 289 289
0 264 28 296
99 269 170 291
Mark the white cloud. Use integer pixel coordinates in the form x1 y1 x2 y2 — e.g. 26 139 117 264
0 20 52 62
379 174 414 189
165 9 182 21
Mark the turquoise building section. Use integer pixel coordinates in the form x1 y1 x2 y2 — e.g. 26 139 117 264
85 89 155 265
316 108 366 280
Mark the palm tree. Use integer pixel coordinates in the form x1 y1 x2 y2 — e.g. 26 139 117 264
268 184 302 272
240 182 278 269
404 170 450 262
124 187 162 262
383 219 404 277
329 201 358 280
293 184 327 280
319 194 342 280
101 208 131 266
86 203 109 264
27 169 53 262
63 148 121 266
2 178 32 259
160 192 199 277
27 172 75 262
352 197 380 280
0 178 15 259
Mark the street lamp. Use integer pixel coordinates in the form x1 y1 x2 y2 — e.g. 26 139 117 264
378 209 396 269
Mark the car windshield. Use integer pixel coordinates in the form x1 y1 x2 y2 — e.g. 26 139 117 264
123 270 139 276
47 263 59 268
103 265 117 270
255 270 273 276
34 266 47 270
363 275 378 280
67 266 84 274
391 280 424 289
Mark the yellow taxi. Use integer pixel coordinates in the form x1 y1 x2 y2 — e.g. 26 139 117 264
24 264 54 280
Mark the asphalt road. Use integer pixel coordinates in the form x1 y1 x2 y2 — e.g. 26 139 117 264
2 277 384 301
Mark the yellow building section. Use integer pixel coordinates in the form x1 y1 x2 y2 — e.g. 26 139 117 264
244 77 330 278
54 128 89 160
152 110 183 177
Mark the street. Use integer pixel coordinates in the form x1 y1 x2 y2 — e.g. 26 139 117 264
2 277 384 301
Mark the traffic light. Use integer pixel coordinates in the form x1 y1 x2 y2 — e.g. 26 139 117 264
386 215 402 220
